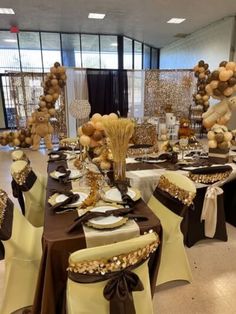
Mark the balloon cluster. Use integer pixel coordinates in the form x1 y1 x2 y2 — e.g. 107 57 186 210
78 112 119 148
0 128 32 147
193 60 211 110
205 61 236 99
207 124 232 149
38 62 66 117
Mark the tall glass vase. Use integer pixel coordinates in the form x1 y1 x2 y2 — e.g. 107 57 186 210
113 159 126 182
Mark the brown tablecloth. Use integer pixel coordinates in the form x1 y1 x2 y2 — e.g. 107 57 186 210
32 160 162 314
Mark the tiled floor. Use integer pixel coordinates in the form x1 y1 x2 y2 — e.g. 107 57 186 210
1 147 236 313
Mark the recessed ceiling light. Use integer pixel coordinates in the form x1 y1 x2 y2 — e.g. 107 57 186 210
88 13 105 19
110 42 118 47
167 18 186 24
0 8 15 14
4 39 17 43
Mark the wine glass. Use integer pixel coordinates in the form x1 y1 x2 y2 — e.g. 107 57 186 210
179 137 189 162
69 139 78 155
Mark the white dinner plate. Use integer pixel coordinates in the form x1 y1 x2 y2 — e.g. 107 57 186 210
55 191 88 207
50 169 82 180
143 159 166 163
103 187 140 203
88 205 123 226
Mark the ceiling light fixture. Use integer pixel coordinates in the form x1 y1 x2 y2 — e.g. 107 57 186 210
167 18 186 24
0 8 15 14
110 43 118 47
4 39 17 43
88 13 105 19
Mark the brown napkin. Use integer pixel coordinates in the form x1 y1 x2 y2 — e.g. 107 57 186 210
55 165 71 183
50 190 80 213
66 207 148 233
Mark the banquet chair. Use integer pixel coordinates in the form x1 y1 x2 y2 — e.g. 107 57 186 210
10 160 45 227
148 172 196 285
0 189 42 314
66 232 159 314
11 150 30 163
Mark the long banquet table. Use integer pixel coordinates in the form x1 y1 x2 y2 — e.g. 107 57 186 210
32 159 162 314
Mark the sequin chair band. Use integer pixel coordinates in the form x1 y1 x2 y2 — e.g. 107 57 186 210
11 168 37 215
157 175 196 206
0 189 14 259
67 238 159 314
188 165 232 184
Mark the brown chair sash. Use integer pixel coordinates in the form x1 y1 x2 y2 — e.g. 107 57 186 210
0 197 14 259
68 258 147 314
153 187 193 217
11 170 37 215
66 207 148 233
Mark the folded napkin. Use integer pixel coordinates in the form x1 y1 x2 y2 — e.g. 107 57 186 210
50 190 80 213
55 165 71 183
66 207 148 233
114 180 135 207
189 165 232 175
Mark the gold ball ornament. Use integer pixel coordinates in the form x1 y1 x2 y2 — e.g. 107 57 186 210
91 130 103 141
45 94 53 103
79 135 91 147
77 126 83 136
25 137 32 145
210 80 219 89
225 62 236 71
218 141 228 149
82 122 95 136
94 121 104 131
223 87 234 97
89 138 100 148
215 133 224 143
13 138 20 146
208 140 217 148
91 113 102 123
40 101 46 108
50 67 57 74
224 132 233 141
51 79 58 86
109 113 119 120
207 131 215 140
52 93 59 101
48 108 56 116
219 70 233 81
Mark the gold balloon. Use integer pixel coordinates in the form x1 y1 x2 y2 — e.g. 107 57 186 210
79 135 91 147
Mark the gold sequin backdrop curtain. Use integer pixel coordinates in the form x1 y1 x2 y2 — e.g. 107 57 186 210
144 70 195 119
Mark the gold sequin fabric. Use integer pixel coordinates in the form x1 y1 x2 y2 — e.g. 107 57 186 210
131 123 157 146
67 238 159 275
0 189 7 227
12 164 32 185
157 175 196 206
188 170 232 184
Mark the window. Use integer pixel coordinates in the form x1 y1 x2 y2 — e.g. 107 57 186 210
151 48 158 69
41 33 61 71
81 34 100 68
18 32 42 72
143 45 150 69
100 35 118 69
61 33 81 67
123 37 133 69
0 31 20 73
134 41 142 69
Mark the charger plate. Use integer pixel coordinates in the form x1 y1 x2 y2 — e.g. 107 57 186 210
50 152 76 160
102 187 141 203
50 169 82 180
86 204 128 229
48 190 89 207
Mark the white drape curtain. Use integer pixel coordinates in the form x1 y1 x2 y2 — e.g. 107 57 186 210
65 68 89 137
127 70 145 118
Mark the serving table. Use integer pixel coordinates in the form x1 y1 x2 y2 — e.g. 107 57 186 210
32 159 162 314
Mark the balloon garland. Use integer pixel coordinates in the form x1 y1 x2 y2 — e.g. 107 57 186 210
0 62 66 149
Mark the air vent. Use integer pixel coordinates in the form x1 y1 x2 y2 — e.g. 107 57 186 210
174 33 188 38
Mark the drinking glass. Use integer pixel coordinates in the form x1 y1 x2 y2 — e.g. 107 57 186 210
179 137 189 161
